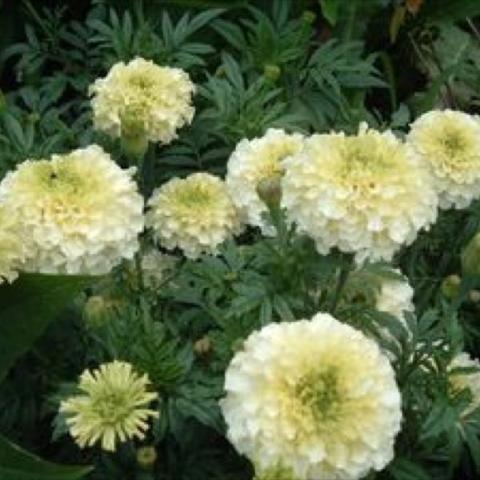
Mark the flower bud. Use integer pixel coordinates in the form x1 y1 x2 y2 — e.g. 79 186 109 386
470 289 480 303
302 10 316 24
120 111 148 161
136 446 157 470
462 233 480 277
441 274 461 299
263 64 281 83
194 336 212 356
83 295 108 328
256 176 282 211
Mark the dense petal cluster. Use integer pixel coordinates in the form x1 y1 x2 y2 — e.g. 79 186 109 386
226 129 304 234
147 173 242 259
449 352 480 415
407 110 480 209
90 57 195 144
221 313 402 480
60 361 158 451
0 145 144 274
282 124 438 262
0 207 25 283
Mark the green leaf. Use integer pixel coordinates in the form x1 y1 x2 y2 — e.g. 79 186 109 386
0 434 91 480
320 0 340 25
421 0 480 24
0 273 94 382
388 457 431 480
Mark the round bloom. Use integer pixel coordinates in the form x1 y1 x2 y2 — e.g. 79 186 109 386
282 124 438 262
60 361 158 451
226 129 304 234
147 173 242 259
221 313 402 480
0 206 25 283
448 352 480 415
407 110 480 209
89 57 195 145
0 145 144 274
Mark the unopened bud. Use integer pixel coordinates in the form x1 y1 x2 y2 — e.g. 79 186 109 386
462 233 480 277
441 274 461 299
256 176 282 211
215 65 226 77
470 289 480 303
83 295 107 328
136 446 157 470
302 10 316 24
194 336 212 356
120 111 148 161
263 64 281 83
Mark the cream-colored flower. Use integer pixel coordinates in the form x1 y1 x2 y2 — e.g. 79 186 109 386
0 145 144 274
376 274 414 322
60 361 158 452
90 57 195 145
226 129 304 234
282 124 438 262
221 313 402 480
147 173 242 259
449 352 480 415
407 110 480 209
0 206 25 283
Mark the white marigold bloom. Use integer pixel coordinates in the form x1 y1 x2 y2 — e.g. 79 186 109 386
90 57 195 145
226 129 304 234
60 361 158 451
0 206 25 284
407 110 480 209
0 145 144 274
449 352 480 415
147 173 242 259
221 313 402 480
282 124 438 262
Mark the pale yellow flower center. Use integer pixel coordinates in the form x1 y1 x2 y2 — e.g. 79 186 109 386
92 392 133 425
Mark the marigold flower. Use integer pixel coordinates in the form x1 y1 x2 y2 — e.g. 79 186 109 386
90 57 195 145
61 361 158 451
221 313 402 480
147 173 242 259
282 124 438 262
449 352 480 416
226 129 303 234
0 145 144 274
407 110 480 209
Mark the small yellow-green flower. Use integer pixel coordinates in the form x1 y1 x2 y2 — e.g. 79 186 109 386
147 173 242 259
60 361 158 452
407 110 480 209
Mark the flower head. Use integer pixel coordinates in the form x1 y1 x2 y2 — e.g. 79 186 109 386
0 206 25 283
376 274 414 322
221 313 402 480
282 124 438 262
407 110 480 209
60 361 158 451
147 173 242 259
90 57 195 145
0 145 144 274
226 129 303 234
448 352 480 415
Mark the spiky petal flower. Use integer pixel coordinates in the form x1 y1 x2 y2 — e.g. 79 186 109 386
226 129 304 234
89 57 195 145
60 361 158 452
147 173 242 259
0 145 144 274
0 206 25 283
221 313 402 480
407 110 480 209
282 124 438 262
448 352 480 415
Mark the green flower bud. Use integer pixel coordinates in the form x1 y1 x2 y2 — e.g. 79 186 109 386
469 289 480 303
120 111 148 161
462 233 480 277
441 274 461 299
194 336 212 356
263 64 281 83
215 65 226 77
256 176 282 211
302 10 316 24
136 446 157 470
83 295 108 328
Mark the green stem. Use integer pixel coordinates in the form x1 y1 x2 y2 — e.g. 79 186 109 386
331 255 352 314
